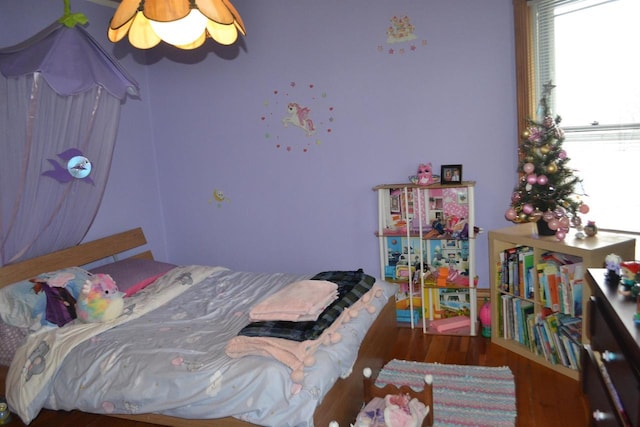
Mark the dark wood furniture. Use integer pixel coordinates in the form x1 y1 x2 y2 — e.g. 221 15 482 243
583 268 640 426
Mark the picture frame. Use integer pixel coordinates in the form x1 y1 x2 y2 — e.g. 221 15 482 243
440 164 462 184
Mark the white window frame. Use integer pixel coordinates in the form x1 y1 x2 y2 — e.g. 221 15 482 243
523 0 640 237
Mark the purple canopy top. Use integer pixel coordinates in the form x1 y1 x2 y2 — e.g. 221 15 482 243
0 22 139 99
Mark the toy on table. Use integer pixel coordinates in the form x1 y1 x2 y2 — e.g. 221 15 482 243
76 274 124 323
604 253 622 286
409 163 436 186
632 284 640 325
619 261 640 296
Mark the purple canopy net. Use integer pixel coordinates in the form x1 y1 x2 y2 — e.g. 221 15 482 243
0 22 139 267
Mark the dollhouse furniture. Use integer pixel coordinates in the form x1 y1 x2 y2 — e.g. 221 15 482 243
374 181 478 335
582 268 640 426
0 228 397 426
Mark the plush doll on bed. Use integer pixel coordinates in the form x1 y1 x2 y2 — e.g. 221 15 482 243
76 274 124 323
30 272 78 327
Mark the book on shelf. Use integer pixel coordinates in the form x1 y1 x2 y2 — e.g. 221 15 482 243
535 319 556 364
557 315 582 345
501 294 513 340
537 252 584 316
558 314 582 370
529 312 582 370
499 294 534 347
559 263 584 316
499 294 582 369
497 246 534 297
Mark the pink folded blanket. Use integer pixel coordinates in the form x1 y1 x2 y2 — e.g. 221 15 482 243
226 285 384 386
249 279 338 322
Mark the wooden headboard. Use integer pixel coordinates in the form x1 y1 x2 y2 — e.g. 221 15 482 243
0 227 152 287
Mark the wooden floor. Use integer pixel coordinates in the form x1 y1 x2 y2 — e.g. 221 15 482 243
4 328 589 427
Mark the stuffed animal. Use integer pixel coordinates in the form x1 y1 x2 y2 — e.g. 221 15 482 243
383 393 429 427
76 274 124 323
416 163 435 185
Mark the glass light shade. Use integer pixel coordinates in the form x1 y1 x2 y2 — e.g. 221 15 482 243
206 20 239 45
149 10 207 47
108 0 246 50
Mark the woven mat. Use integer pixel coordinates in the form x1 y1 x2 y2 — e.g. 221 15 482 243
375 359 516 427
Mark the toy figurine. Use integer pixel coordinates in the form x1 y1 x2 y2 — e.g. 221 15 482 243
619 261 640 296
583 220 598 237
409 163 436 186
604 253 622 286
632 283 640 325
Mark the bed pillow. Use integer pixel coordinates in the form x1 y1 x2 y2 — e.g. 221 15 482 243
0 319 27 366
89 258 177 297
0 266 91 328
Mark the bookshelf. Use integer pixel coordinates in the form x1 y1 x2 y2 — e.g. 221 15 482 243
374 181 478 336
488 223 635 380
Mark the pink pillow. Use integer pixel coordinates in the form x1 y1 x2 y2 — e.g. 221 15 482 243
89 258 176 297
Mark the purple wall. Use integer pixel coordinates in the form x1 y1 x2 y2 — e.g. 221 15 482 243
1 0 518 287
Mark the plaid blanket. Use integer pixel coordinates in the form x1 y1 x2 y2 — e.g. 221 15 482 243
237 269 375 342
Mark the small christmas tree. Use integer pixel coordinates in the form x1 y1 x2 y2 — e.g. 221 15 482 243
505 82 589 240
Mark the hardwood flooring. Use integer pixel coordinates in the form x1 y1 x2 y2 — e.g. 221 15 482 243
4 328 589 427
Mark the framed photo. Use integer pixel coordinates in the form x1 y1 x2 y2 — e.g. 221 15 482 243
390 191 401 213
440 164 462 184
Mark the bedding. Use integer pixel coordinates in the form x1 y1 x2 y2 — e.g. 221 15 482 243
6 265 396 427
0 267 92 329
226 284 385 384
88 258 177 297
0 320 27 366
238 269 376 342
249 279 338 322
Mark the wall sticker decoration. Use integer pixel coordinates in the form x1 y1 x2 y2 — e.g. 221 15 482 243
260 81 335 153
209 188 230 208
42 148 94 184
378 15 427 55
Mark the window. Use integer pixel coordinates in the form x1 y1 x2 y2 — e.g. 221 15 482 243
520 0 640 233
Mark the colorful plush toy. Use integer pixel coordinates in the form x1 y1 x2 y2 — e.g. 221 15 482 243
76 274 124 323
416 163 435 185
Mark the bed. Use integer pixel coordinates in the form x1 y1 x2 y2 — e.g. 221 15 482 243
0 227 398 427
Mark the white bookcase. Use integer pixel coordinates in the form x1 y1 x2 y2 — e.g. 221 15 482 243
373 181 478 335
